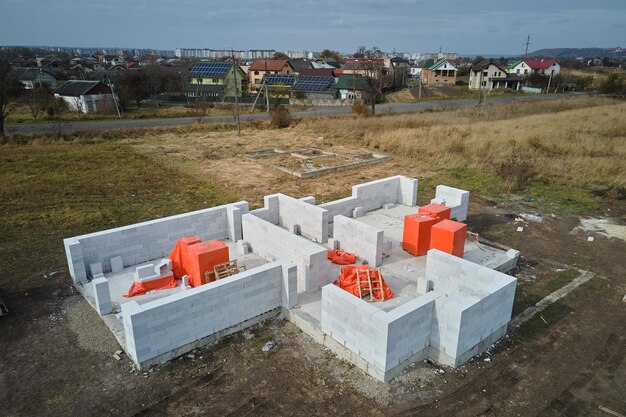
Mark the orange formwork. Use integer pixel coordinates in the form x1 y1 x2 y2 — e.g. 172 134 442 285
418 203 451 220
402 213 443 256
185 240 230 287
430 219 467 258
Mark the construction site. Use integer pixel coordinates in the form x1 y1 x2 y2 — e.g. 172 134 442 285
64 175 520 381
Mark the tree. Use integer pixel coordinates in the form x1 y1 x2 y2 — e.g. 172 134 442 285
353 46 384 115
319 49 343 63
22 86 53 120
272 52 289 60
115 71 149 108
472 56 486 65
0 51 24 138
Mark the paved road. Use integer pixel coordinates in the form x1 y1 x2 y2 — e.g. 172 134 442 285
6 93 585 135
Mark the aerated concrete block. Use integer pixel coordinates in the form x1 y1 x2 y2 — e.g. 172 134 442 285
89 262 103 277
236 241 250 256
327 238 339 250
93 277 112 316
353 207 365 218
110 256 124 273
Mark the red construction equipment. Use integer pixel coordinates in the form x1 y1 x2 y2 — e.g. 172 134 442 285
334 265 394 301
185 240 230 287
430 219 467 258
123 274 176 298
168 235 202 279
402 212 443 256
327 250 357 265
418 203 451 220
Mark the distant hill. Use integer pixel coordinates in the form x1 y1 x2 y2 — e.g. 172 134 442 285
526 47 625 59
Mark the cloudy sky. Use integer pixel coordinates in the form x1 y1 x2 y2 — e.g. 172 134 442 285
0 0 624 55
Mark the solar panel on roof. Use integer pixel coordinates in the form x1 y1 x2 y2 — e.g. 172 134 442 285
264 74 295 85
292 76 335 91
190 62 232 78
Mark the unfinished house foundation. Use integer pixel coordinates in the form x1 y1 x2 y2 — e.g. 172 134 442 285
65 175 518 381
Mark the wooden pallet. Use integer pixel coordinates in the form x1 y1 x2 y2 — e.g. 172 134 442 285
356 268 385 302
214 260 246 280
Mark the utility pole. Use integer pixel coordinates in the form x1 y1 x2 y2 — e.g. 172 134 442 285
231 48 240 135
546 70 553 94
524 34 531 56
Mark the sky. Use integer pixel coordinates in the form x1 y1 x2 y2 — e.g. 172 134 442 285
0 0 624 55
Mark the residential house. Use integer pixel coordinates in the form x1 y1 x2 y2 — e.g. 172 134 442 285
53 80 117 113
290 75 336 100
288 58 312 74
186 61 246 99
469 62 521 90
333 74 369 100
419 59 457 86
36 55 64 68
339 58 388 89
13 68 58 89
248 59 294 90
508 58 560 77
298 68 336 77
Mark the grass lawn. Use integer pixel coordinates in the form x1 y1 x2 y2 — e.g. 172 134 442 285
0 142 233 291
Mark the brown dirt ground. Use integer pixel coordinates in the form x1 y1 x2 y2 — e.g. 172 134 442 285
2 124 625 416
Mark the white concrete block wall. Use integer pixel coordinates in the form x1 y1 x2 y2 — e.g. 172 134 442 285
333 215 384 266
384 291 440 371
276 194 329 243
123 262 286 366
456 278 516 358
64 202 247 283
321 285 389 371
320 176 418 225
433 185 470 222
322 285 440 378
64 238 86 283
242 213 331 294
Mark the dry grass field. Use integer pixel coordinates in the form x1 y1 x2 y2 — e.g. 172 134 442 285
2 95 625 417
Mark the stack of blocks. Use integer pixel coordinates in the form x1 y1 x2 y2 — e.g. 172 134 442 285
402 213 442 256
430 219 467 258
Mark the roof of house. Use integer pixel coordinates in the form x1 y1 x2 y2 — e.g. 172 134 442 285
189 61 236 78
507 59 523 69
298 68 336 77
53 80 111 96
333 74 369 90
12 68 56 81
470 62 506 72
248 59 291 71
292 75 336 92
288 58 311 72
390 56 409 63
429 59 457 71
523 58 558 69
417 58 436 68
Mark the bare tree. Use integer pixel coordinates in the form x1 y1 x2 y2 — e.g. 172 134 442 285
0 51 23 138
354 46 384 115
22 86 52 120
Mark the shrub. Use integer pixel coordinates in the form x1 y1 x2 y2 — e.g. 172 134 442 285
352 100 372 117
495 157 534 193
269 105 291 128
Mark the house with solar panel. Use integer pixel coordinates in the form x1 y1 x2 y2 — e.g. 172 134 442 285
185 61 246 100
290 75 337 101
248 59 295 90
